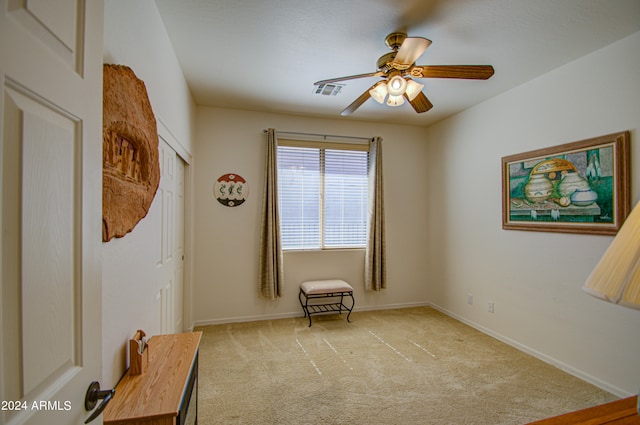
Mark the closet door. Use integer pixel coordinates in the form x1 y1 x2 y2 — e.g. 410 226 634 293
174 157 185 333
0 1 104 424
156 137 185 334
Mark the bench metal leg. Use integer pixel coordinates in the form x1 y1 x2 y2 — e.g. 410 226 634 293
345 292 355 322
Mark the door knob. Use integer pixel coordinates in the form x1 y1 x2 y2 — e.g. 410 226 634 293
84 381 115 424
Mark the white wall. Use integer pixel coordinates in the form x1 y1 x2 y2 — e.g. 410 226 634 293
102 0 196 387
103 1 194 157
425 31 640 396
192 108 430 324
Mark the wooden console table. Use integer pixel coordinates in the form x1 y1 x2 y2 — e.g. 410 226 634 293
103 331 202 425
527 396 639 424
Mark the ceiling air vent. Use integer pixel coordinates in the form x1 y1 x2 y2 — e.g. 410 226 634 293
314 83 344 96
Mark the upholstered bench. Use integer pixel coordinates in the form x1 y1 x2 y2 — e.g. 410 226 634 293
298 280 355 327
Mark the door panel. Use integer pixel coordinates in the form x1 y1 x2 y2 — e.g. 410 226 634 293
0 1 103 424
12 86 79 397
7 0 79 68
157 139 174 334
155 138 185 334
174 158 185 332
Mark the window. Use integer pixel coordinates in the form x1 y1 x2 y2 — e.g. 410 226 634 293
277 141 369 250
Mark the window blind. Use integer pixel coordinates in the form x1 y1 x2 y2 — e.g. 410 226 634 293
323 149 368 247
277 144 368 250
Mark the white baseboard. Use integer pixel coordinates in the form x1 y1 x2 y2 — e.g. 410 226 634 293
192 301 430 328
193 311 301 327
353 301 430 312
428 302 632 398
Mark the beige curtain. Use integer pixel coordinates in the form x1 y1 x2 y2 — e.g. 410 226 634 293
365 137 386 291
258 128 283 299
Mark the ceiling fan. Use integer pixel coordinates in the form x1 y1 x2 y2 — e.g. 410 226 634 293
314 32 495 116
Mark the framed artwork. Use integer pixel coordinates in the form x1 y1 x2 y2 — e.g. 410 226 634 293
501 131 630 235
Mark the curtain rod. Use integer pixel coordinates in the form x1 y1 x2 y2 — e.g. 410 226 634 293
262 129 371 142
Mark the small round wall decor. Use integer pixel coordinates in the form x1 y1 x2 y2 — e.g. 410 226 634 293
214 173 249 207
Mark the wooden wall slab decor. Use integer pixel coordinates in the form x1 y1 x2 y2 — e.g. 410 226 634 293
102 64 160 241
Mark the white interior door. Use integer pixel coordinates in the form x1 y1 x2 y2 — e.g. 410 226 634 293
0 1 104 424
174 157 185 333
156 137 185 334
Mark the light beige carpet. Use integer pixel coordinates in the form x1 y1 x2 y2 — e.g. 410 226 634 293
195 307 615 424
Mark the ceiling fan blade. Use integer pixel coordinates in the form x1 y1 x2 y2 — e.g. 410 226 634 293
392 37 432 67
314 71 385 86
409 65 495 79
340 88 372 116
404 91 433 113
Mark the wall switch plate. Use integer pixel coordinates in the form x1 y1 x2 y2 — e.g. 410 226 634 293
467 293 473 305
488 301 494 313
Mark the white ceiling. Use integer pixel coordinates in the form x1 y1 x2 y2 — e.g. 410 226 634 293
154 0 640 127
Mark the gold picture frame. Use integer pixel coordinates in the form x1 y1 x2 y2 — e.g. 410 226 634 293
502 131 630 235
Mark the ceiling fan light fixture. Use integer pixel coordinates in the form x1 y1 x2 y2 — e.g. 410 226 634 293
387 74 407 96
387 94 404 107
369 81 388 104
405 78 424 101
317 32 495 116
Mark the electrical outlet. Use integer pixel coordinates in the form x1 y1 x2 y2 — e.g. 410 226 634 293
467 293 473 305
488 301 494 313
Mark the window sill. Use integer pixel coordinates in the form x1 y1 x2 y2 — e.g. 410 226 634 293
283 247 365 253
